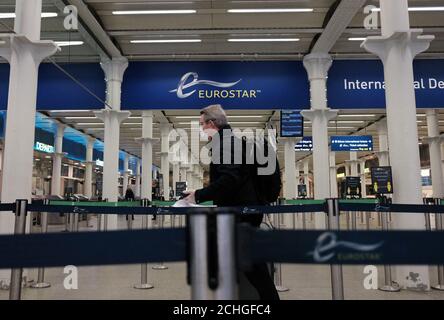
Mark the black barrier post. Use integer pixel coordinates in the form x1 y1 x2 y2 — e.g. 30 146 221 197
134 199 154 290
190 208 211 299
377 194 400 292
9 199 28 300
31 199 51 289
326 199 344 300
152 204 168 270
431 198 444 291
189 208 238 300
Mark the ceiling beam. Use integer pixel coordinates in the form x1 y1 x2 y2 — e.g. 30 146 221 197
311 0 367 54
53 0 122 59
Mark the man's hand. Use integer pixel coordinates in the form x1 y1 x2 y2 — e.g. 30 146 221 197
183 190 196 204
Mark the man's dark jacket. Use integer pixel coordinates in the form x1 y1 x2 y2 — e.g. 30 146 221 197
195 124 264 226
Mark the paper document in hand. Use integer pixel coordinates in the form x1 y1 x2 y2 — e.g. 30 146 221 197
172 199 202 207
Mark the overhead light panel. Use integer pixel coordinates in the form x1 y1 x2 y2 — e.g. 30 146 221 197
0 12 58 19
338 114 375 118
348 38 367 41
228 8 313 13
55 41 84 47
131 39 201 44
371 7 444 12
113 10 196 15
228 38 300 42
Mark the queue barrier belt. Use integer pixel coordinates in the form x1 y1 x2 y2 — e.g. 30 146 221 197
0 228 187 269
1 226 444 268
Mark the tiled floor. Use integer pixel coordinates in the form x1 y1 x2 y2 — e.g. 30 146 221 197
0 213 443 300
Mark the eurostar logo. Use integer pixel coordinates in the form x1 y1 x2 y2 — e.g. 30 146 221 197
170 72 260 99
308 232 384 263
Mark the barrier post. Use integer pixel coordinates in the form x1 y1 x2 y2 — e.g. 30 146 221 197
152 214 168 270
378 196 400 292
432 198 444 291
31 199 51 289
326 198 344 300
189 209 211 299
365 212 371 230
214 209 238 299
189 208 238 300
271 212 289 292
9 199 28 300
134 199 154 290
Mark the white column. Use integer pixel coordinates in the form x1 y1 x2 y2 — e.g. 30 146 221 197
303 159 311 199
360 160 367 198
301 53 338 228
180 165 188 183
348 152 359 176
94 58 130 230
0 0 58 285
122 153 129 195
376 119 390 167
84 137 95 199
51 123 65 196
329 151 338 198
136 111 155 201
186 166 194 190
135 158 141 198
362 0 433 290
425 109 444 198
160 124 171 200
441 143 444 180
283 138 297 200
172 161 180 198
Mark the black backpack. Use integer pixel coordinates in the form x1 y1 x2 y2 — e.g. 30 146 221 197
243 136 282 204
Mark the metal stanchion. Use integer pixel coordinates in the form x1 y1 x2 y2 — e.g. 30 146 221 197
152 214 168 270
31 199 51 289
97 214 102 232
9 199 28 300
378 196 400 292
189 208 238 300
190 210 210 299
302 213 307 230
171 214 176 228
126 214 133 230
273 213 289 292
326 199 344 300
377 211 382 227
134 199 154 290
432 198 444 291
214 209 238 299
351 211 357 230
365 212 371 230
346 211 350 230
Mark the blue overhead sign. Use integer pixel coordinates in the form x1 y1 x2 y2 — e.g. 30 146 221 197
331 136 373 152
328 60 444 109
280 110 304 137
1 59 444 110
122 61 310 110
295 137 313 152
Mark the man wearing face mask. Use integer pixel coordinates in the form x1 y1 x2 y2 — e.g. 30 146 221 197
183 104 280 300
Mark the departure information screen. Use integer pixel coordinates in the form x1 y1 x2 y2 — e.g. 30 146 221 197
295 137 313 152
330 136 373 152
280 110 304 137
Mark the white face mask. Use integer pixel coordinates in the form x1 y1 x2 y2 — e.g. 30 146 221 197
200 127 209 141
